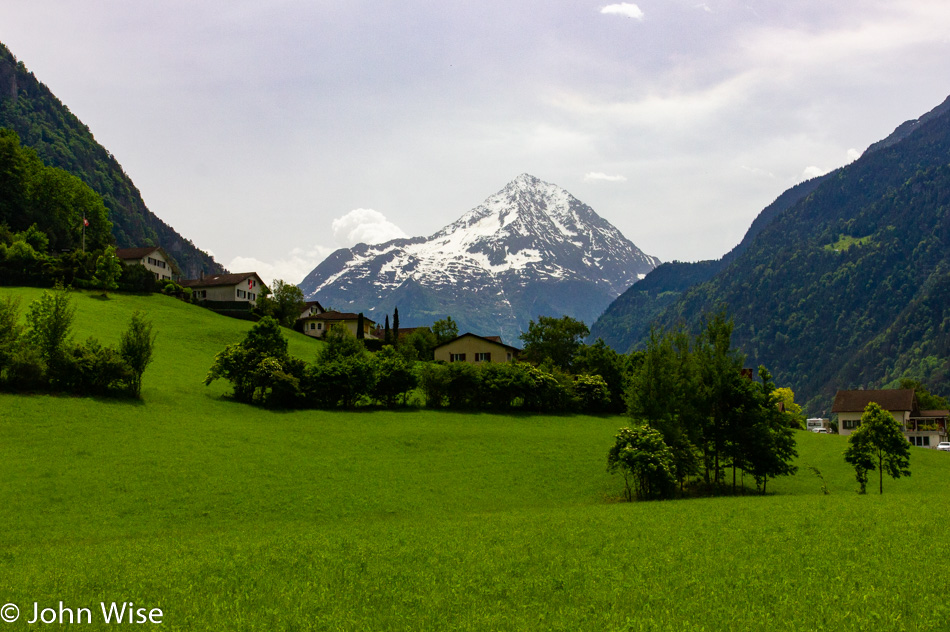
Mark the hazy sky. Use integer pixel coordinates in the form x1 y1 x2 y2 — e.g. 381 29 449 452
5 1 950 284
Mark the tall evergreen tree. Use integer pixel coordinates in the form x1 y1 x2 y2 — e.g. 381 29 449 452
392 306 400 347
384 315 391 345
357 313 364 340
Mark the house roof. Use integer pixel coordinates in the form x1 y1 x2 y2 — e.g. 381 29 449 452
115 246 163 260
434 332 522 353
179 272 267 290
917 410 950 418
299 311 376 326
303 300 325 311
831 389 917 413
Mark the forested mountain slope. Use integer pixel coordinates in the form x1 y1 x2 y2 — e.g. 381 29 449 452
0 42 222 277
640 96 950 413
589 176 828 350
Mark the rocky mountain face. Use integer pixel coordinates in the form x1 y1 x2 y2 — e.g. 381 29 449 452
592 93 950 413
299 174 659 344
0 42 223 278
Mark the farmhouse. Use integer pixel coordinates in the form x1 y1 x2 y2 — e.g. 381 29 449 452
434 333 521 364
179 273 267 306
831 388 948 448
115 246 175 282
299 311 376 339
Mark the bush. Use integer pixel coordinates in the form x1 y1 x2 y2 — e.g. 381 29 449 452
573 374 612 413
118 263 158 293
445 362 480 409
2 343 46 391
416 362 450 408
59 337 132 395
607 425 677 501
478 362 532 410
120 311 157 397
371 345 416 407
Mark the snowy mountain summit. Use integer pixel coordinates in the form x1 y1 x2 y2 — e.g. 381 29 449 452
298 174 659 343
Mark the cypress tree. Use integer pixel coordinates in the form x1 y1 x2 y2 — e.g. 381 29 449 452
384 315 391 345
393 306 400 347
357 312 365 340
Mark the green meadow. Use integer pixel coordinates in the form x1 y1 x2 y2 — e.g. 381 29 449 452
1 287 949 631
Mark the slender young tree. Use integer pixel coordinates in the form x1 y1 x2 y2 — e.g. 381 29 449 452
384 315 391 345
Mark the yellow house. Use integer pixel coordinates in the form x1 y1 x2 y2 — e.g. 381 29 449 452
299 311 376 339
179 272 267 305
434 333 521 364
115 246 175 281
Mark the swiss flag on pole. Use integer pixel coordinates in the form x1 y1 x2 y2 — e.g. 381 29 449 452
83 218 89 227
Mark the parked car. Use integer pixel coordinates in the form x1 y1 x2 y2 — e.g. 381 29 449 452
937 442 950 452
811 428 829 434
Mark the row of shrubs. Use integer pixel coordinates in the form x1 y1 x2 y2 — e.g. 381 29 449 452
0 286 156 398
205 317 614 413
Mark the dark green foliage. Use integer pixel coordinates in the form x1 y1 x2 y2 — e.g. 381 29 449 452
404 326 437 361
118 262 158 293
0 44 222 277
477 362 533 410
416 361 450 408
431 316 458 344
519 315 590 371
625 312 797 494
25 283 75 379
93 245 122 292
573 339 629 413
120 311 156 398
392 306 399 345
254 280 306 328
384 315 391 345
573 374 612 413
844 402 911 494
205 316 295 403
59 337 132 395
371 345 415 407
607 425 677 501
445 362 480 409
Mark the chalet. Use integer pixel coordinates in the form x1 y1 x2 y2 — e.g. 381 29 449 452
831 389 948 448
434 333 521 364
299 311 376 339
179 273 267 306
115 246 175 282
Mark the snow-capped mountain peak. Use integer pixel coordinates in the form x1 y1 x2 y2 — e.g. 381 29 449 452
298 174 659 343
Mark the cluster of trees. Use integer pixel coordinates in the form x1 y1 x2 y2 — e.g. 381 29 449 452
0 286 156 397
0 129 170 294
205 316 617 413
610 311 799 500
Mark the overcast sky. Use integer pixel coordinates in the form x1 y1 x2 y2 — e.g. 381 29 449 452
5 1 950 284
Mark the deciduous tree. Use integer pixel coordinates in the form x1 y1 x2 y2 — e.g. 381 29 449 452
844 402 911 494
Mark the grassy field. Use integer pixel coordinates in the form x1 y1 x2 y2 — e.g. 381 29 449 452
1 287 949 631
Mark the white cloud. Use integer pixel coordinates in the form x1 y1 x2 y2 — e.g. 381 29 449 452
331 208 408 248
600 3 644 20
228 244 335 288
802 165 828 180
695 3 713 13
584 171 628 182
847 148 861 161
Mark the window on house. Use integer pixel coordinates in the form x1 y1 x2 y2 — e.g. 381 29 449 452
317 323 323 330
450 353 466 362
249 293 255 301
506 353 512 361
909 436 931 447
475 352 491 362
842 419 861 430
237 289 246 299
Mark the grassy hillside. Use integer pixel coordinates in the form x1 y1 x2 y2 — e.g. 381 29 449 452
1 287 949 631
